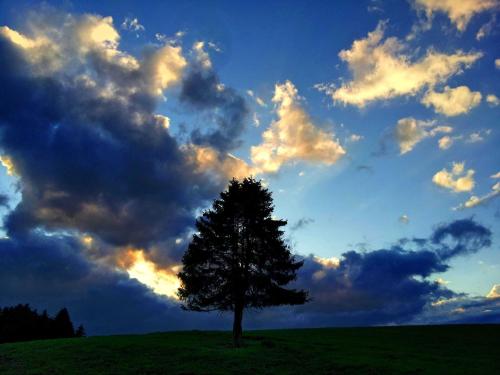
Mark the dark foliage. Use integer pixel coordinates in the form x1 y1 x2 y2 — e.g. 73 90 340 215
0 304 84 343
178 177 308 346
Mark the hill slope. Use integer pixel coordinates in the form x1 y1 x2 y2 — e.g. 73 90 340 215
0 325 499 374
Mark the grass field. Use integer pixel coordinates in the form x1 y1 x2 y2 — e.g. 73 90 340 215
0 325 499 374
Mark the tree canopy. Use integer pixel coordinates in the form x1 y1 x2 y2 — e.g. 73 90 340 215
178 177 308 346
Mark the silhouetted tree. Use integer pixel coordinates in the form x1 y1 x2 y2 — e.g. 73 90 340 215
0 304 83 343
178 177 308 347
75 324 86 337
54 308 75 338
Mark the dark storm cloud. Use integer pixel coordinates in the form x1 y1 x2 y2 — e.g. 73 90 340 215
0 29 220 251
0 231 230 335
431 218 492 259
287 218 494 326
180 68 249 153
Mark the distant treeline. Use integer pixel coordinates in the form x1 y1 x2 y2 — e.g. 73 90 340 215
0 304 85 343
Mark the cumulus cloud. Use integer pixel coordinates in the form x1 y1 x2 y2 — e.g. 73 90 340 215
412 0 499 32
316 22 482 107
0 10 237 277
396 117 452 154
251 81 345 173
291 218 492 325
438 135 454 150
421 86 482 116
486 94 500 106
185 145 254 181
432 162 475 193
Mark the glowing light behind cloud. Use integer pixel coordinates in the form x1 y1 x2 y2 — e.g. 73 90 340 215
120 249 181 299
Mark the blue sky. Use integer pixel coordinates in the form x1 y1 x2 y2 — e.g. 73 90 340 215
0 0 499 333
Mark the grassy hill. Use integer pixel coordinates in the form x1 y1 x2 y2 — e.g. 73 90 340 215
0 325 499 374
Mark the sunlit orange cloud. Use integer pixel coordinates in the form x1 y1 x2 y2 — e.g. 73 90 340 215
116 248 181 300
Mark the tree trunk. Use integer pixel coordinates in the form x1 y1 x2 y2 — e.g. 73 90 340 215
232 304 243 347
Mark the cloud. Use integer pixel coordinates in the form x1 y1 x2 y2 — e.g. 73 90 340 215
487 285 500 299
496 59 500 69
432 162 475 193
438 135 454 150
251 81 345 173
437 129 491 150
291 218 492 325
465 130 491 143
0 10 236 269
421 86 482 116
246 90 266 107
476 14 497 40
0 231 231 335
316 22 482 107
454 182 500 210
399 214 410 224
290 217 315 231
486 94 500 106
412 0 498 32
121 17 145 34
184 144 254 181
347 134 363 142
396 117 452 154
180 43 249 153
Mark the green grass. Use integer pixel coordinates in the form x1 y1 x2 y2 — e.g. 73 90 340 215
1 325 499 374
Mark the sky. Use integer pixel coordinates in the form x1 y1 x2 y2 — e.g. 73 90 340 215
0 0 499 334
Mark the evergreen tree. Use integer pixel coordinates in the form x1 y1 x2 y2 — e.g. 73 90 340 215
178 177 308 346
54 308 75 338
75 324 86 337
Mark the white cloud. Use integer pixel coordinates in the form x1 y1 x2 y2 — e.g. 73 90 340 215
347 134 363 142
0 14 186 96
252 112 260 127
247 90 266 107
413 0 498 32
396 117 452 154
476 15 496 40
421 86 482 116
496 59 500 69
491 171 500 179
432 162 475 193
251 81 345 173
455 182 500 209
487 284 500 299
316 22 482 107
438 129 491 150
438 135 454 150
187 145 254 181
465 130 490 143
121 17 145 33
486 94 500 106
